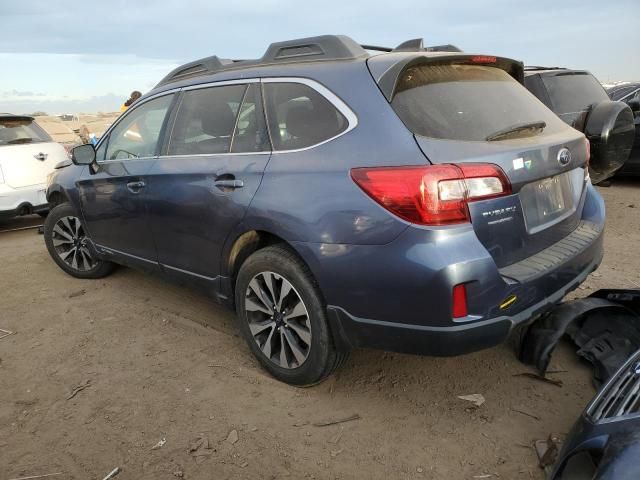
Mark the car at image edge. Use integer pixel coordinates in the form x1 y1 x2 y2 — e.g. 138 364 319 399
523 67 635 183
44 35 605 385
549 348 640 479
0 114 68 219
606 81 640 176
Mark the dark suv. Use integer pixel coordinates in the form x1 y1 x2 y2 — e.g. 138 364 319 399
524 67 635 183
44 35 605 385
606 82 640 176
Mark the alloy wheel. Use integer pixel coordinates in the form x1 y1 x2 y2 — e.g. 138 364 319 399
51 216 96 271
244 271 312 369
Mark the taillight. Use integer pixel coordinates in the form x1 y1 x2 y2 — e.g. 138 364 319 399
452 283 468 318
351 163 511 226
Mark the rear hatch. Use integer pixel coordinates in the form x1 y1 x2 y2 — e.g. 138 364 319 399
0 116 68 188
368 55 589 268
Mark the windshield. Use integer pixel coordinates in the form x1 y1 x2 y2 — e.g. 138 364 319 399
542 72 609 115
0 117 51 146
390 64 567 142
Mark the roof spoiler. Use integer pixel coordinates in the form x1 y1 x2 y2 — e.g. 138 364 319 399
374 55 525 101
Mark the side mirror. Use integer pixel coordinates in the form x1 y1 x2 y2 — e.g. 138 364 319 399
628 99 640 113
71 143 96 165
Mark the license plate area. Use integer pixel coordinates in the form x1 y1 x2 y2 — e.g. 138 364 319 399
520 171 576 234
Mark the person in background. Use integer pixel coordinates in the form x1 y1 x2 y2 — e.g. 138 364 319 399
121 91 142 112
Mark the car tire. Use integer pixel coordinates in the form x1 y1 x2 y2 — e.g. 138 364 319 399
235 244 349 386
44 203 115 279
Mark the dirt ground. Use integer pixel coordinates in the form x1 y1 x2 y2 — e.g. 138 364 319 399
1 178 639 480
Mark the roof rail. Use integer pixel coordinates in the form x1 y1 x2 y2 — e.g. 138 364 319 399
361 44 392 52
155 35 368 88
156 56 234 87
362 39 463 53
425 44 462 52
524 66 567 71
393 38 424 51
155 35 465 88
262 35 367 62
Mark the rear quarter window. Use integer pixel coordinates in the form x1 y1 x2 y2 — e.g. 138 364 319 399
264 82 347 150
391 64 567 142
0 118 51 146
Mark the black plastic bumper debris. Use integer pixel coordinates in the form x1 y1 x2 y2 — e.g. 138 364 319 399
519 289 640 386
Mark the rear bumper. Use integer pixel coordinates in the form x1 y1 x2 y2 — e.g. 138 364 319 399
328 244 602 356
294 183 605 356
0 183 49 219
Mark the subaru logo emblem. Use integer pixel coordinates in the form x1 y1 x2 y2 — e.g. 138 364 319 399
557 148 571 167
634 362 640 375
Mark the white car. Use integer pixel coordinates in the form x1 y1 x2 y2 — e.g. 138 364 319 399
0 114 68 219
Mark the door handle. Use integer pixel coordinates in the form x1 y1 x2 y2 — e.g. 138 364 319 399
213 179 244 190
126 180 146 193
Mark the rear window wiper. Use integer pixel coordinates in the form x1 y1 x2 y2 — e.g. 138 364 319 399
485 121 546 142
7 137 34 144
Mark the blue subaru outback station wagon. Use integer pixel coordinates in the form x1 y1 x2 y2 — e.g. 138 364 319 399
44 35 605 385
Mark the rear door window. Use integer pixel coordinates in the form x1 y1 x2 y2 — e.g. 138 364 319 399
0 117 51 146
231 84 270 153
263 82 347 150
390 64 567 142
168 84 246 155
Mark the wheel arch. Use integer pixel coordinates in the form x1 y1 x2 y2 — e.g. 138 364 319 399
224 229 303 284
223 228 351 353
46 185 69 206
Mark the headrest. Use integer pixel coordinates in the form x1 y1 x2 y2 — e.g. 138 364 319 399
285 101 341 144
198 101 237 137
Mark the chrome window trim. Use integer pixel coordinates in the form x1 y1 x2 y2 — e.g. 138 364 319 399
162 263 217 281
181 78 260 91
261 77 358 154
98 77 358 162
95 244 157 265
618 87 640 102
158 151 270 159
96 88 179 164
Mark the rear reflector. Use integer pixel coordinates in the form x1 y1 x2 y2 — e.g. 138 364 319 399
351 163 511 226
452 284 468 318
584 136 591 170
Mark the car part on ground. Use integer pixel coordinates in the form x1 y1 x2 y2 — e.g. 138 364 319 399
605 82 640 177
0 113 68 219
45 35 605 384
524 68 635 183
519 289 640 386
547 349 640 479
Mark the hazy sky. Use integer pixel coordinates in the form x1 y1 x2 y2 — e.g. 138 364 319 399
0 0 637 114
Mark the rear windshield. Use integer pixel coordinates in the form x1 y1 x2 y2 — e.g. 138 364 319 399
542 73 609 115
0 118 51 146
391 64 566 142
